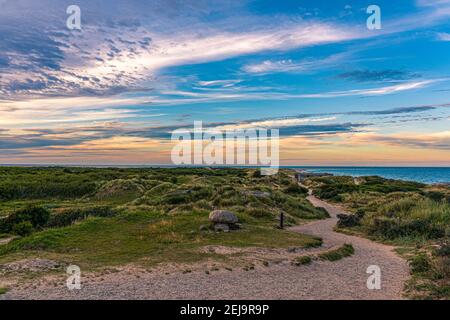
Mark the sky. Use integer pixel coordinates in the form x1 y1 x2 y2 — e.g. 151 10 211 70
0 0 450 166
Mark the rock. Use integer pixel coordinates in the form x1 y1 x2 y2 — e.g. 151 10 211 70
245 191 270 198
209 210 238 224
214 223 230 232
0 258 62 273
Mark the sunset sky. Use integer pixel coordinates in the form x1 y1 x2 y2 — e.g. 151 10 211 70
1 0 450 166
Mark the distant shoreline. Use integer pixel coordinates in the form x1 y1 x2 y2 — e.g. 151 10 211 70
0 164 449 184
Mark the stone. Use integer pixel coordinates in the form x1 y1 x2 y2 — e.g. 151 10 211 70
209 210 238 224
245 191 270 198
214 223 230 232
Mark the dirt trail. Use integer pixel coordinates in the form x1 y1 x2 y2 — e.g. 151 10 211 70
1 193 409 300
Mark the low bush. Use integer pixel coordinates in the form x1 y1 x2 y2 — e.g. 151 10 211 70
12 221 34 236
367 217 445 240
47 206 117 228
337 209 364 228
409 254 431 274
0 206 50 233
284 183 308 195
293 256 312 266
425 191 446 202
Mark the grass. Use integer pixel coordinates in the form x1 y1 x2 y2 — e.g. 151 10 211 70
0 212 321 269
292 255 312 266
319 244 355 261
0 167 326 270
0 287 8 295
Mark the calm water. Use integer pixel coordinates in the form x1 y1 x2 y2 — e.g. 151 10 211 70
291 167 450 184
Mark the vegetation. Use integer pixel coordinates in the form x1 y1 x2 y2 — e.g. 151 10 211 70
292 255 312 266
306 175 450 299
318 244 354 261
0 167 326 270
0 287 8 295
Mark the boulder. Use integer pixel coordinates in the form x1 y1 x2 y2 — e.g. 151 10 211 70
209 210 238 224
214 223 230 233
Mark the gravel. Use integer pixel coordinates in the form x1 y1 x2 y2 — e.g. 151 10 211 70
1 194 409 300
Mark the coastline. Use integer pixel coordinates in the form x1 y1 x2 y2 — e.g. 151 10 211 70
0 164 449 185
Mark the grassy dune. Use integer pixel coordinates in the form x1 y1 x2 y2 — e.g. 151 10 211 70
0 167 325 270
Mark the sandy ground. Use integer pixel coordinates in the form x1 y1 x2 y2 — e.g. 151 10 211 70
0 194 409 300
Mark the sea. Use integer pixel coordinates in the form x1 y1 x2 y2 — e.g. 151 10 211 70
290 167 450 184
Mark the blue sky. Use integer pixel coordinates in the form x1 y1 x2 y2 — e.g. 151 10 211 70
0 0 449 165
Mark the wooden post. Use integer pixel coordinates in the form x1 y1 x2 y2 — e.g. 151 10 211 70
280 212 284 229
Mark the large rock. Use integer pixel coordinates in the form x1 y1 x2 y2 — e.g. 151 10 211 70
209 210 238 224
214 223 230 233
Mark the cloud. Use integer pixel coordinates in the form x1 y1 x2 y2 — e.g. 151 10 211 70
436 32 450 41
337 70 421 83
197 80 242 87
242 53 349 74
139 79 442 107
352 131 450 150
295 80 438 98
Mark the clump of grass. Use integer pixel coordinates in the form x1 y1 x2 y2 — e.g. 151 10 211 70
304 236 323 248
319 244 354 261
409 253 431 274
0 287 8 295
292 256 312 266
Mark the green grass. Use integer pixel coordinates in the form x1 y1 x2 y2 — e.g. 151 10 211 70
319 244 354 261
0 287 8 295
292 255 312 266
0 211 321 269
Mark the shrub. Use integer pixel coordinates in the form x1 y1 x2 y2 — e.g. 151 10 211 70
47 206 117 228
12 221 34 236
409 254 431 274
337 213 360 227
293 256 312 266
285 183 308 195
435 242 450 257
0 206 50 233
425 191 445 202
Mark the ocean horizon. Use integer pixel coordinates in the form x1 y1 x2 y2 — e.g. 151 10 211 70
1 164 450 184
292 166 450 184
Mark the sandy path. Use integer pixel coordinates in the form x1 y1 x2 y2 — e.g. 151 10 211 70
1 194 409 300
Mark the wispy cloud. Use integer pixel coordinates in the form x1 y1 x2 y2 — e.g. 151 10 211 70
197 80 242 87
351 131 450 150
337 70 421 83
242 53 348 75
436 32 450 41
